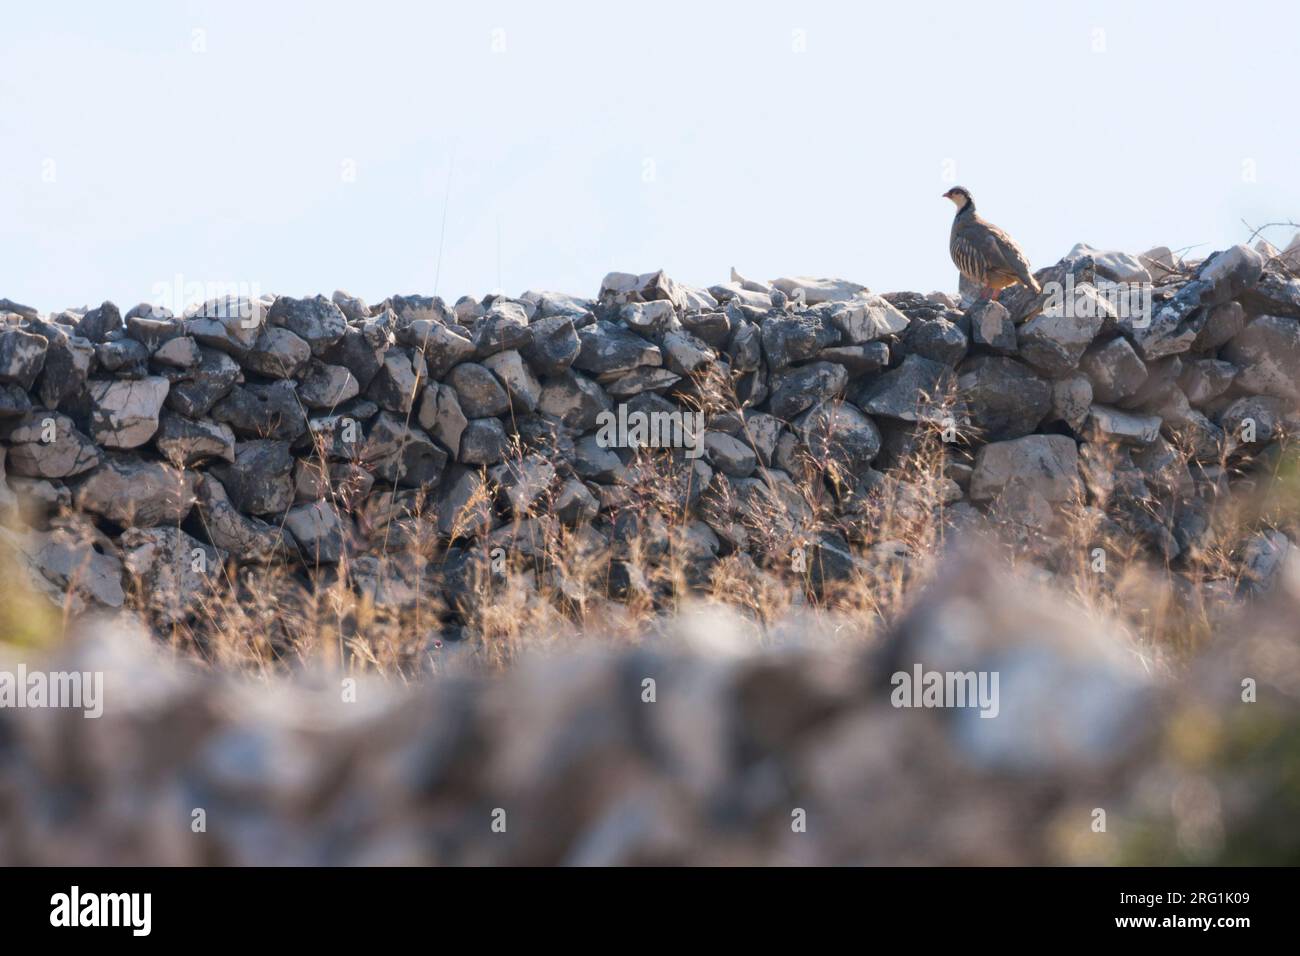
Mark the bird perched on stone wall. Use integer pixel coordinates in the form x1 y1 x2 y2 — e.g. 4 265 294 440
943 187 1040 302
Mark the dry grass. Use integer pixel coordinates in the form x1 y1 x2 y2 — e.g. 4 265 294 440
5 357 1297 684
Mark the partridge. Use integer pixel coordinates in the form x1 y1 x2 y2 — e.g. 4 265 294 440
943 187 1040 301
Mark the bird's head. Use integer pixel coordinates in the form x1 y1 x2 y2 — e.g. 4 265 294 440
942 186 973 210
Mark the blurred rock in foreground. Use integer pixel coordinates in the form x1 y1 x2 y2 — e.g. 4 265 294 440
2 549 1296 866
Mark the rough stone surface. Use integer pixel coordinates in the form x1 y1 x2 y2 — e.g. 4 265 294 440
967 300 1016 353
854 354 953 424
703 431 758 478
154 411 236 468
87 377 169 448
970 434 1081 504
1051 374 1093 431
1080 336 1148 404
197 475 296 564
4 413 101 478
447 362 511 418
538 371 610 430
417 383 467 457
120 526 221 625
362 412 448 488
0 328 48 391
574 321 662 376
28 319 93 409
794 400 882 470
1085 404 1163 445
1223 315 1300 400
418 322 475 379
211 380 306 442
74 454 199 527
298 360 360 409
185 297 264 354
285 501 345 564
902 316 968 366
76 301 122 343
459 417 512 465
761 312 839 369
483 350 542 413
367 348 426 413
958 356 1051 441
268 295 348 356
521 316 580 377
209 440 295 516
827 294 909 344
1018 300 1106 375
768 361 848 419
165 348 241 418
4 521 124 610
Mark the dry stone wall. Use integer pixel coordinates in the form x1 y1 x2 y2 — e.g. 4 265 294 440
3 237 1300 628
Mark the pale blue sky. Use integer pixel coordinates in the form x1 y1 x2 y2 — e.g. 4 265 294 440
2 1 1297 313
